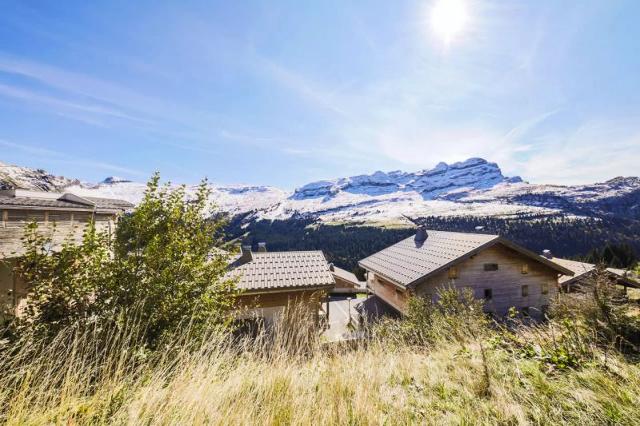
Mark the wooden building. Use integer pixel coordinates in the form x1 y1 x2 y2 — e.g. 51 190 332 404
329 264 367 295
0 189 133 314
226 245 335 326
548 256 640 293
358 228 573 318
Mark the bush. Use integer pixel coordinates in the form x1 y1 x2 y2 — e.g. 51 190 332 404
377 287 490 348
550 267 640 355
12 174 238 344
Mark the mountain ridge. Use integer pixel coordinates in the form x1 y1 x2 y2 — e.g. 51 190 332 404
1 158 639 224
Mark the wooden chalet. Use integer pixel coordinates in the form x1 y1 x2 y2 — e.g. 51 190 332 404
548 256 640 293
0 189 133 314
226 244 335 326
358 228 574 318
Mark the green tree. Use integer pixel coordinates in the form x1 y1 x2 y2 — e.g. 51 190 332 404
14 174 238 343
14 221 110 336
103 174 238 341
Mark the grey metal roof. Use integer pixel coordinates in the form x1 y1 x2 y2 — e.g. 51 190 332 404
82 196 134 211
548 257 596 284
359 230 498 287
227 250 335 292
0 194 132 213
331 266 364 287
549 257 640 288
359 229 574 288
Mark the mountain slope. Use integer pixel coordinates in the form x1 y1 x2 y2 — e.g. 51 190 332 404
1 158 639 224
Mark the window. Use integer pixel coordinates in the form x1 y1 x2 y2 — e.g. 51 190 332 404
521 285 529 297
541 282 549 295
483 288 493 300
483 263 498 271
448 266 458 279
521 264 529 274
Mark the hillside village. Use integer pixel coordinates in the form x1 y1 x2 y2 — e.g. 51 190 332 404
1 163 640 423
2 167 639 340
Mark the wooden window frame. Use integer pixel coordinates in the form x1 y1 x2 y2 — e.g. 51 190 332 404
521 263 529 274
448 266 458 279
541 282 549 295
483 263 499 271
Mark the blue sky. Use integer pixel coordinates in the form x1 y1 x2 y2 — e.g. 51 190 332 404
0 0 639 188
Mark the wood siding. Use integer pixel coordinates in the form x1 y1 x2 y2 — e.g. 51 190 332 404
235 288 329 323
0 209 115 257
1 209 118 317
367 273 410 313
366 243 559 317
414 244 558 317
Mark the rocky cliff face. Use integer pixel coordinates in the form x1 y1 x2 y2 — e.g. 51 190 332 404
292 158 522 200
1 158 638 224
0 161 79 191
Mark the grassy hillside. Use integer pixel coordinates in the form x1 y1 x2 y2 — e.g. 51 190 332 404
2 286 640 425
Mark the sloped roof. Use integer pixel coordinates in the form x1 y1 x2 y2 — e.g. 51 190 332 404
0 192 133 213
549 257 640 288
331 266 362 286
227 250 335 292
359 229 573 288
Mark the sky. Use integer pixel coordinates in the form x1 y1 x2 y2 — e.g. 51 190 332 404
0 0 639 189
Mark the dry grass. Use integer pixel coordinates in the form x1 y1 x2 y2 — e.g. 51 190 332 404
1 313 640 426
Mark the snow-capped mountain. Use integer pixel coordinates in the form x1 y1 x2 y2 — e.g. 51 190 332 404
292 158 522 200
2 158 639 224
0 160 80 191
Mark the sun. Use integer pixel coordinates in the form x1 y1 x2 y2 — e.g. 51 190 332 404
430 0 469 45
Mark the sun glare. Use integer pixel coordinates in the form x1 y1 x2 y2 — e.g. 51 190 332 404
430 0 468 45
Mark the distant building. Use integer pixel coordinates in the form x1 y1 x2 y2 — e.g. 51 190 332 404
358 228 573 318
226 245 335 326
547 256 640 293
329 264 367 295
0 189 133 315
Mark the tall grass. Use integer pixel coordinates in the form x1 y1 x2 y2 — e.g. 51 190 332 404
1 292 640 425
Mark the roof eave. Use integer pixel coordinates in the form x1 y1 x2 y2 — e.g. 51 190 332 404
237 283 335 295
496 238 575 276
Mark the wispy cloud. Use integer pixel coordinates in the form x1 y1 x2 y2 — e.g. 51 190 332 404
0 138 145 177
517 120 640 185
0 82 151 126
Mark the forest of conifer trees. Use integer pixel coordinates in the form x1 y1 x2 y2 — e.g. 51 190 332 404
226 214 640 276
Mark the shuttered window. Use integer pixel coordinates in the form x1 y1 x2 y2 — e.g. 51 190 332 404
541 282 549 295
483 263 498 271
448 266 458 279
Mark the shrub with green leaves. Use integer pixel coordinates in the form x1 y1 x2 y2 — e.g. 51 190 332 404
13 174 238 344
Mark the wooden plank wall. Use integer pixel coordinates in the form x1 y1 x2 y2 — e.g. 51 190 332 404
0 209 114 258
415 244 558 316
367 273 409 312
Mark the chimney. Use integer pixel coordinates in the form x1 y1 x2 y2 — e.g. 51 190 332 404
238 245 253 264
414 226 428 244
257 242 267 252
328 262 335 272
542 249 553 259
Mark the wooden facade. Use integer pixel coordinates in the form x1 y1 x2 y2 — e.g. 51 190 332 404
0 209 116 257
1 192 131 317
235 288 330 324
367 243 559 317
